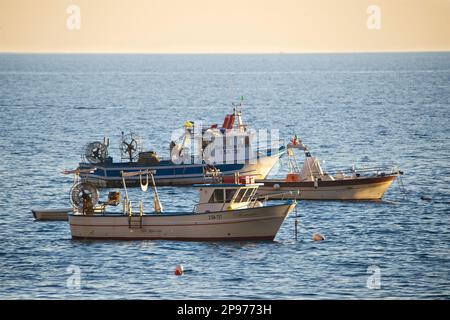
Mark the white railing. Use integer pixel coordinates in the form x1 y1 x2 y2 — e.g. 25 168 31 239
324 165 402 177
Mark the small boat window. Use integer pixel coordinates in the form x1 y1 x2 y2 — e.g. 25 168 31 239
241 188 255 202
225 189 237 202
234 189 246 203
209 189 225 203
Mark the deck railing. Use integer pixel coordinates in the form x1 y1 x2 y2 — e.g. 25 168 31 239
324 165 402 177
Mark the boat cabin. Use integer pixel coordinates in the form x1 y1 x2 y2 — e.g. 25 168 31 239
194 183 263 213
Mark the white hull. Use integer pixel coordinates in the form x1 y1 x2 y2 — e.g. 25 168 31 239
69 202 296 241
32 208 72 221
257 175 398 200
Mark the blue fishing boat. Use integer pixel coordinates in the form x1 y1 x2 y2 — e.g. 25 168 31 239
78 104 285 187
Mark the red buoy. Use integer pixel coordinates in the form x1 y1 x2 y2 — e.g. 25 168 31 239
175 264 184 276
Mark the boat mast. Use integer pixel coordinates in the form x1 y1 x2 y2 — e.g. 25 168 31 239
233 96 245 132
120 171 129 213
287 147 301 174
304 149 315 181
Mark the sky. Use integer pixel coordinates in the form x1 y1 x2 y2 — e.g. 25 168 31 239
0 0 449 53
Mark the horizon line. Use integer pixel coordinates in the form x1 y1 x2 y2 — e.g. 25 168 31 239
1 49 449 55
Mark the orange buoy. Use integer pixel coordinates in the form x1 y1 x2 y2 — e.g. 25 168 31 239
175 264 184 276
312 233 325 241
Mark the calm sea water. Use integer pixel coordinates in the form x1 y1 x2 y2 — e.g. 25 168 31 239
0 53 449 299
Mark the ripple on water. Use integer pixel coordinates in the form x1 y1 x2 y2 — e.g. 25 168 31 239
0 53 449 299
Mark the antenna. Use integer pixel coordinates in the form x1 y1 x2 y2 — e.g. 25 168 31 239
231 96 245 132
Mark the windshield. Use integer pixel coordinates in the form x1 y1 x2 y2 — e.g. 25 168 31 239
208 189 224 203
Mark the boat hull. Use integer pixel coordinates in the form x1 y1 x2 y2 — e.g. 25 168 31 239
257 175 398 200
32 208 72 221
69 202 296 241
78 148 283 188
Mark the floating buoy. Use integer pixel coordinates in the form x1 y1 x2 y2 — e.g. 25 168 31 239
273 183 280 190
312 233 325 241
175 264 184 276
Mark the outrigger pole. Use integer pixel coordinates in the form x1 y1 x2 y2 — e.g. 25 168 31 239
150 173 163 213
62 167 97 183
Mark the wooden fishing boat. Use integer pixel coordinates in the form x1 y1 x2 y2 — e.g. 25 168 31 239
258 174 399 200
257 137 403 200
68 171 297 241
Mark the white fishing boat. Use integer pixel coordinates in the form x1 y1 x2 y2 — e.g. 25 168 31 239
68 171 297 241
257 136 403 200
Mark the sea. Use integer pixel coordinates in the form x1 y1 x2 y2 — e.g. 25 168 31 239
0 52 449 299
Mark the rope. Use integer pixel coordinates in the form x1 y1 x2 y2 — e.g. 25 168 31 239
397 174 407 199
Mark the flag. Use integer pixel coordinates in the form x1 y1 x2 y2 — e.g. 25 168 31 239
291 134 299 145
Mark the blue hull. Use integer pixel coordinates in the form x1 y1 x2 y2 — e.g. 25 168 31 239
79 147 285 187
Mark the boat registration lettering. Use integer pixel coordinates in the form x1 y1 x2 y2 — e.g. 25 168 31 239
208 214 223 220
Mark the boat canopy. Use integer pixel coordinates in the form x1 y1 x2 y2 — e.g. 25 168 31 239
195 183 262 213
207 187 258 204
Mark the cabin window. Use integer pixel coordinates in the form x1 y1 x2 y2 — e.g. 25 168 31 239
241 188 255 202
234 189 246 203
225 189 237 202
209 189 224 203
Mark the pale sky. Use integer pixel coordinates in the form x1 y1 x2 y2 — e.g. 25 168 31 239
0 0 449 53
